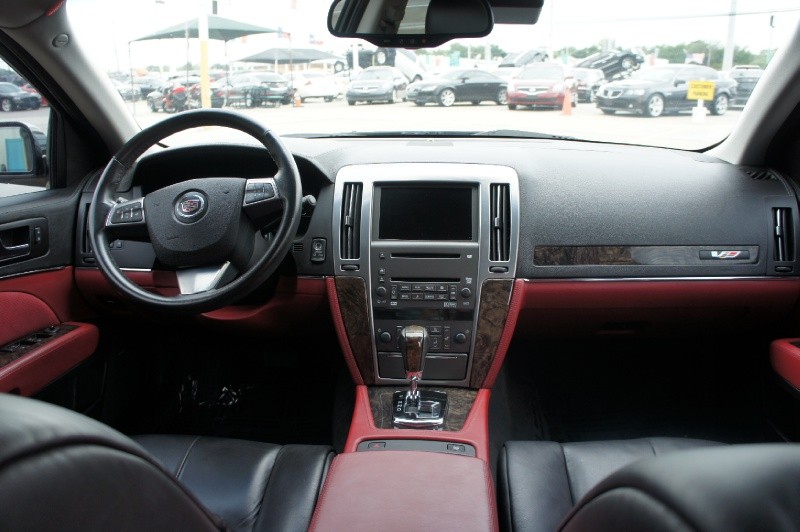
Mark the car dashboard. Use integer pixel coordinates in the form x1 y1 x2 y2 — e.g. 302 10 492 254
73 135 800 391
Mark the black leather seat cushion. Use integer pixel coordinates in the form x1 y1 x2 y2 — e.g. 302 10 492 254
498 437 720 532
559 443 800 532
0 393 332 532
134 435 333 532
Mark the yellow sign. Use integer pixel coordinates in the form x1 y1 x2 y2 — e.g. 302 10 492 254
687 80 715 100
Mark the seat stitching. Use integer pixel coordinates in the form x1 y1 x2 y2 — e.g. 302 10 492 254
647 438 656 457
254 446 287 520
560 442 576 504
502 447 513 532
175 435 202 480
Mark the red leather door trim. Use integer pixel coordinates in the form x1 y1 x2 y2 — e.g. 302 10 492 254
0 267 89 322
770 339 800 390
344 385 492 461
0 292 59 346
0 322 99 396
310 450 498 532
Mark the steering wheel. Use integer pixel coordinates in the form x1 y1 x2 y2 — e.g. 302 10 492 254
88 109 302 314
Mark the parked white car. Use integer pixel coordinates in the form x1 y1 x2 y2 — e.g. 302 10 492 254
289 71 341 102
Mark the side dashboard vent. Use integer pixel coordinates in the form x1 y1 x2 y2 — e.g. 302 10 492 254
292 242 303 253
81 204 93 254
340 183 362 260
744 168 777 181
490 184 511 262
773 207 794 261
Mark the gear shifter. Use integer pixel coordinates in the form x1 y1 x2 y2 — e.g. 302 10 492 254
393 325 447 429
398 324 427 402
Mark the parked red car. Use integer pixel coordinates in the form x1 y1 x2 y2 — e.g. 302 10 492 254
507 63 575 110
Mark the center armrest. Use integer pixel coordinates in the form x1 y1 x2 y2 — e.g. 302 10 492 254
309 450 498 532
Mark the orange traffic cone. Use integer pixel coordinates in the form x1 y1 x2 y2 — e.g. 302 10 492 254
562 87 573 115
294 92 302 107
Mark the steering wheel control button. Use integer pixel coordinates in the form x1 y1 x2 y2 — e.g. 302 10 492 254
109 200 144 225
244 180 277 204
174 192 207 223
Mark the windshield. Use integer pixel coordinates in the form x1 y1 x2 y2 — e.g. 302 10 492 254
68 0 800 150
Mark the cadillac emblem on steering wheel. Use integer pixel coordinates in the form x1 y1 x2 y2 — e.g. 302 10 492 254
175 191 207 222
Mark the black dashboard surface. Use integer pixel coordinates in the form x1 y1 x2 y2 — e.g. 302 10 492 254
81 136 799 280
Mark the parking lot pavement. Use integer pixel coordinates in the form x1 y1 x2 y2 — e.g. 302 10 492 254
128 98 740 151
9 100 739 152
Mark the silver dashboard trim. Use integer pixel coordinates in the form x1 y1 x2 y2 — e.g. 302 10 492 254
332 163 521 387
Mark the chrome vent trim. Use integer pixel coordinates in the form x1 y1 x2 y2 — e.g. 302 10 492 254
340 182 362 260
774 207 794 262
490 183 510 262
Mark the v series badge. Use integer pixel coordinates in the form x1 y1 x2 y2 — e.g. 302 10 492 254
699 250 750 260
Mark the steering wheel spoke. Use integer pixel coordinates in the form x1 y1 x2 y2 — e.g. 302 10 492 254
105 198 149 241
176 262 237 295
243 177 283 227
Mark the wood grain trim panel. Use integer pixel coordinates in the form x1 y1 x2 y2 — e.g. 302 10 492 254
469 279 513 388
332 276 375 385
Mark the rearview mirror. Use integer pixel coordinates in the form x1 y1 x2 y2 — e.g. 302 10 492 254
328 0 494 48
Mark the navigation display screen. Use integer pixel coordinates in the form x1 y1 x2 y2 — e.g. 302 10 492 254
378 186 474 241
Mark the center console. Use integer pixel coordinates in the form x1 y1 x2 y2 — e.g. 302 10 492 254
333 163 520 388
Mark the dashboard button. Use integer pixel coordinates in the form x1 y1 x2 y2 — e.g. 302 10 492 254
460 287 472 298
376 286 387 297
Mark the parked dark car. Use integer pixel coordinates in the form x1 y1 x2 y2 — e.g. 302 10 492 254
507 63 574 110
130 75 165 99
577 49 644 80
0 82 41 111
595 64 737 117
406 69 507 107
726 65 764 106
346 66 407 105
570 67 605 102
223 72 293 107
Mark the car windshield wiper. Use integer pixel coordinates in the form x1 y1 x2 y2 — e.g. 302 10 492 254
285 130 580 140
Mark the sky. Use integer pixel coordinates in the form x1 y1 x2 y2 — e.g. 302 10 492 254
66 0 800 72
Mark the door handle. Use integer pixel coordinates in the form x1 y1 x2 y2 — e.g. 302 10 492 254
0 227 31 263
0 241 30 262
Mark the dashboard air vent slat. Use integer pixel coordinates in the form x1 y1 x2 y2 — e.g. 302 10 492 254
773 207 794 262
340 183 362 260
490 184 510 262
744 168 777 181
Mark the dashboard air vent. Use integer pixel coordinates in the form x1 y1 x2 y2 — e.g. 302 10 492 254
292 242 303 253
340 183 362 260
773 207 794 261
744 168 777 181
490 184 511 262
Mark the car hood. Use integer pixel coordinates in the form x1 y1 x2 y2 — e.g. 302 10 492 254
349 80 391 89
604 79 658 89
512 78 561 86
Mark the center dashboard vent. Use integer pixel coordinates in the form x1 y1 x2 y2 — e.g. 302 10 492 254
490 183 511 262
340 183 362 260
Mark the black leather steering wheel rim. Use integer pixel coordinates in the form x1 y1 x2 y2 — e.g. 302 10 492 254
88 109 302 314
